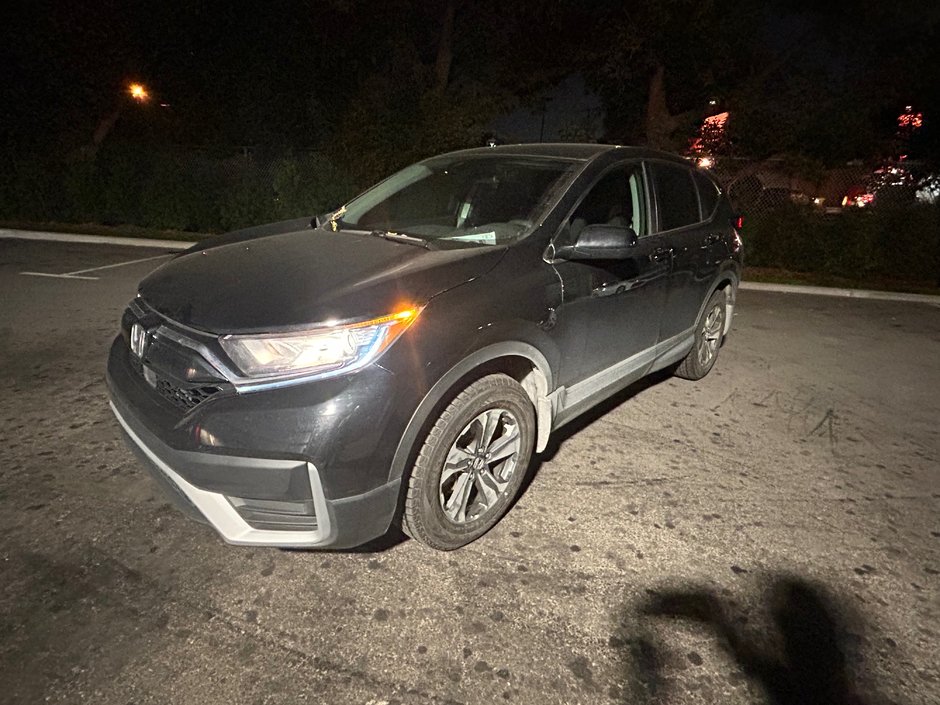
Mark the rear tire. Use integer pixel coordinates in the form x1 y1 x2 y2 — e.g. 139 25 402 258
675 288 727 381
402 374 536 550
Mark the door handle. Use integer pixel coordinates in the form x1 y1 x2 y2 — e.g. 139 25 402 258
651 247 672 263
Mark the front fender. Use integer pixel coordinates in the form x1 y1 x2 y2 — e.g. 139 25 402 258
385 335 557 487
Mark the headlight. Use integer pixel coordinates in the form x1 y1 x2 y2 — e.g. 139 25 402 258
220 308 421 380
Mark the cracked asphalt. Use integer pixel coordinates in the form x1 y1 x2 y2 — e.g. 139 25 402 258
1 237 938 705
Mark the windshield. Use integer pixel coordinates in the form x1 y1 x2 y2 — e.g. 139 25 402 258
334 154 580 247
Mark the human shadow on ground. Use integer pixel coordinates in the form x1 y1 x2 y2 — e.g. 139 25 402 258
615 575 880 705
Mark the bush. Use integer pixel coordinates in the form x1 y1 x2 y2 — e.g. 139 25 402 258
271 153 356 220
2 142 936 290
0 144 358 234
217 168 277 231
62 157 100 222
745 203 940 284
138 157 191 230
1 155 62 221
97 144 148 225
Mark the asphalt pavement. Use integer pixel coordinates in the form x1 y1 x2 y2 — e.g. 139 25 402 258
1 237 938 705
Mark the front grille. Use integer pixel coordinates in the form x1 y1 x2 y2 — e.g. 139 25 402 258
155 379 223 411
128 355 223 411
123 303 230 412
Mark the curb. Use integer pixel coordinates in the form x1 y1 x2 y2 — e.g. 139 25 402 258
0 228 197 250
3 228 939 305
738 281 940 305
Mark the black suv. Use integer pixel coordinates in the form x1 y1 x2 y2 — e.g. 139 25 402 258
107 144 742 550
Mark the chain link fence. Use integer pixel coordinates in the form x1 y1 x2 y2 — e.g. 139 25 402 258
700 156 940 286
708 158 869 216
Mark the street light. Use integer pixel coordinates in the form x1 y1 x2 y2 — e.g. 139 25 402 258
128 82 149 102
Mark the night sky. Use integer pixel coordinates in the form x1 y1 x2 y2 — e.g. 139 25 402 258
1 1 938 163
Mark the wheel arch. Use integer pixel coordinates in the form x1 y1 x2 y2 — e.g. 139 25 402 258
387 342 554 487
697 267 739 337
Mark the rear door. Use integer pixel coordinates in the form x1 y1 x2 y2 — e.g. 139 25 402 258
648 161 721 341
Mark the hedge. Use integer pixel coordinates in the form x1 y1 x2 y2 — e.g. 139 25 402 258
0 145 357 234
743 203 940 285
2 146 938 286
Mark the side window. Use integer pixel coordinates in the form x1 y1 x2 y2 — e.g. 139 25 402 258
563 163 647 245
650 162 699 231
693 170 720 220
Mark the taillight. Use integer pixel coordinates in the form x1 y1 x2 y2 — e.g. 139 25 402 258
732 215 744 230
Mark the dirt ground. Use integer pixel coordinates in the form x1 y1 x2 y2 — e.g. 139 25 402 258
1 238 938 705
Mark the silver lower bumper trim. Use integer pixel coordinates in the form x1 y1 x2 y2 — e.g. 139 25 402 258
110 401 332 547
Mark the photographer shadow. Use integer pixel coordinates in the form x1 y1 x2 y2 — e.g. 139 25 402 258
622 575 875 705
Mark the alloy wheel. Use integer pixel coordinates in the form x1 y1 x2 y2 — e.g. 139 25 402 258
439 408 520 524
697 303 724 368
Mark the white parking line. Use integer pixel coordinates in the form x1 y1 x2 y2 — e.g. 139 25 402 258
21 253 172 281
20 272 100 281
65 253 172 275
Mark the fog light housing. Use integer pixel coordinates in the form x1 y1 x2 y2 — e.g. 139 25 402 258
226 496 318 531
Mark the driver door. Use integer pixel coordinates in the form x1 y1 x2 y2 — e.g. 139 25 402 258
548 162 671 389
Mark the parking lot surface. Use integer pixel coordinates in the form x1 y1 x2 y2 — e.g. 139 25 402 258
1 237 938 705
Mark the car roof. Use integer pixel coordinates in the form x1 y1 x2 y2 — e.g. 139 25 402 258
438 143 690 164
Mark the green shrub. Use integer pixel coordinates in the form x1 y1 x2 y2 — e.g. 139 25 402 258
98 145 147 225
271 153 356 220
137 153 207 231
62 157 100 222
3 142 936 289
745 203 940 283
217 168 278 231
1 155 62 221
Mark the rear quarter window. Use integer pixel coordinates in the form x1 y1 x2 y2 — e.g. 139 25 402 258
649 162 699 232
693 170 721 220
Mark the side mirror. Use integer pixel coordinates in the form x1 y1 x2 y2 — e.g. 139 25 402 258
555 224 639 260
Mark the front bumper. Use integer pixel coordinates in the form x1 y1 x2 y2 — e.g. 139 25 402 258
111 396 401 548
106 291 428 548
106 302 410 549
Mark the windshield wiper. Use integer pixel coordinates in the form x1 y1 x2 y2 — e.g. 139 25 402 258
370 230 430 249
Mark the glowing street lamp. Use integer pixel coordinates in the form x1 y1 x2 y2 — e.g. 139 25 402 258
128 82 149 102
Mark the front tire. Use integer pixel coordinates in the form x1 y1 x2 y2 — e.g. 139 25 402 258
402 374 536 550
675 288 727 381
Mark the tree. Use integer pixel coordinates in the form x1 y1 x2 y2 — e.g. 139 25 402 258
325 0 578 185
580 0 940 163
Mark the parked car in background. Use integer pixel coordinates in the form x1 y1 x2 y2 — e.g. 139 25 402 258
107 144 742 550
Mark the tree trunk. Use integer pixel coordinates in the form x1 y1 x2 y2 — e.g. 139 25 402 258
645 64 677 149
433 0 456 94
87 106 123 159
645 64 699 152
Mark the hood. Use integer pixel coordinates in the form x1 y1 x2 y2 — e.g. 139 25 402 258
178 215 317 253
139 227 505 333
